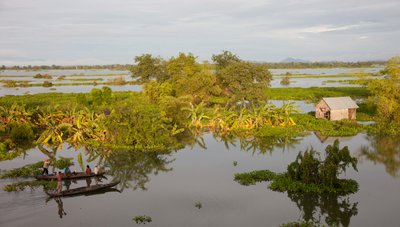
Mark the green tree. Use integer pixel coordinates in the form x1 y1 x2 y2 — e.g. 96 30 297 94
367 56 400 127
218 61 272 101
130 54 168 83
212 50 241 70
165 53 220 100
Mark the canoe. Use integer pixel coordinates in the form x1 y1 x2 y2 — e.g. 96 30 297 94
45 181 120 197
34 172 104 180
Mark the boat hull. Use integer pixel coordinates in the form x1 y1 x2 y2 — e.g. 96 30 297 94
34 172 104 180
45 181 120 197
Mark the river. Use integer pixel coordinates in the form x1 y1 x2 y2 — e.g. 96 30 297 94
0 133 399 227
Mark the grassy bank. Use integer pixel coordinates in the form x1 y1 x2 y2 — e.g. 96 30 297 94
265 87 369 101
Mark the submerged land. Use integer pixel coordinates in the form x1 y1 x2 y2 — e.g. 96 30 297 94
0 52 399 227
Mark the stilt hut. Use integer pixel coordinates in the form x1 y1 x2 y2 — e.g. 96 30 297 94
315 97 358 121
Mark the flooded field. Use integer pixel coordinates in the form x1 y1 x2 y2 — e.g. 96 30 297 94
0 67 384 96
0 133 399 227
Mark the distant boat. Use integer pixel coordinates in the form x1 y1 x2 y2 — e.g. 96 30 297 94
45 181 120 197
34 172 104 180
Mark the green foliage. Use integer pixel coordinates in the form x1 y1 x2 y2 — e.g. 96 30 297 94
292 114 364 136
131 54 167 83
235 140 359 195
103 95 183 151
287 140 357 187
34 73 52 79
280 220 319 227
265 87 369 101
0 161 43 178
42 81 53 87
143 81 174 103
367 56 400 130
3 180 56 192
280 76 291 86
9 122 35 142
195 202 202 209
212 50 241 70
234 170 276 186
288 148 320 184
53 157 74 169
77 152 84 171
218 61 272 101
133 215 152 224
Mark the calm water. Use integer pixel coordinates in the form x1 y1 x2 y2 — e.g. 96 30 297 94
0 68 384 96
0 133 399 227
269 67 383 75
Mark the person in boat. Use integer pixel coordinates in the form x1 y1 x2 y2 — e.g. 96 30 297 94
64 166 71 176
56 171 63 194
42 158 50 175
85 165 92 175
94 165 100 175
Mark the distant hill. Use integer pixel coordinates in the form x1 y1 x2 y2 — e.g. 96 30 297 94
281 57 310 63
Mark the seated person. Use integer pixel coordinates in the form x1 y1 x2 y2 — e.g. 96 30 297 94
94 165 100 175
85 165 92 175
64 166 72 176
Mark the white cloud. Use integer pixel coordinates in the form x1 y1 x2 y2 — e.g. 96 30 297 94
0 0 399 64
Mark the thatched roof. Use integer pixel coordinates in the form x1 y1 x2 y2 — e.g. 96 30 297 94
321 97 359 110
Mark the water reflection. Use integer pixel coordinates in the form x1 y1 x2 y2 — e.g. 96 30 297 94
359 135 400 177
211 134 303 155
285 192 358 227
104 149 174 191
55 197 67 219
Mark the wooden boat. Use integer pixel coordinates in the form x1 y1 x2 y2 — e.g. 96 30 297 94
34 172 104 180
45 181 120 197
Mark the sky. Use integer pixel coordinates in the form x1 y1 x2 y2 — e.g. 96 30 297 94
0 0 399 65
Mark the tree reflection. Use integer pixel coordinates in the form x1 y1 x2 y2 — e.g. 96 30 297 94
104 149 174 191
360 135 400 177
212 134 302 155
286 192 358 227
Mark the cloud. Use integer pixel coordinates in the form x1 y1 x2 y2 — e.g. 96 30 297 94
0 0 399 64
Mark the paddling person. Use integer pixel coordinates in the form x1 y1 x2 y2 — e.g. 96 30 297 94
56 171 63 194
42 158 50 175
85 165 92 175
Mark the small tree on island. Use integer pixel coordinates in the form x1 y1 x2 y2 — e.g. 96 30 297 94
288 139 358 187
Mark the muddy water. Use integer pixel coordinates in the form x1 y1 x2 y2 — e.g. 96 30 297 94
0 133 399 227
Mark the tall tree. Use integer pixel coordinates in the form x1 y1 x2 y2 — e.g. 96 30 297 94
367 56 400 126
212 50 241 70
218 61 272 101
130 54 168 83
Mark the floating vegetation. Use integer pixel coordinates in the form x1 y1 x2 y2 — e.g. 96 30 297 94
42 81 53 87
34 73 52 79
0 161 43 178
234 170 276 186
280 220 319 227
195 202 202 209
133 215 152 225
280 76 290 86
3 180 57 192
234 140 359 195
106 76 127 85
0 158 74 178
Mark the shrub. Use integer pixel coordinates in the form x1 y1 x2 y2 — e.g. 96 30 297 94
9 122 35 142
